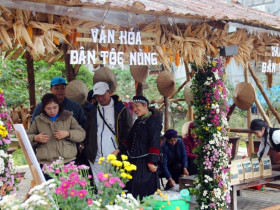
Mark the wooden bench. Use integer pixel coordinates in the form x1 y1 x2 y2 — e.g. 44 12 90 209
179 171 280 210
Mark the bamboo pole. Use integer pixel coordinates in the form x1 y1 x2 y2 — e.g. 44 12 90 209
164 97 169 132
245 64 254 155
255 96 272 127
229 128 253 133
151 98 185 104
26 51 36 114
185 62 194 121
248 64 280 123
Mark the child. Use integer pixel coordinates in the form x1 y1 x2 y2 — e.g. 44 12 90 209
250 119 280 159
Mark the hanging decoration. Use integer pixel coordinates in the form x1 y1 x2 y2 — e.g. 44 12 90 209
190 58 232 209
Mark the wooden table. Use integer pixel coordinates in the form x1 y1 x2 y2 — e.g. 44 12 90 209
179 171 280 210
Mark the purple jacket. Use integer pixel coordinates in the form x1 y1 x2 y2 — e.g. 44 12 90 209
183 122 198 160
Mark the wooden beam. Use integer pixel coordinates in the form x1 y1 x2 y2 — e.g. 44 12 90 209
255 96 272 127
63 44 76 82
245 64 254 156
248 63 280 123
164 97 169 132
229 128 253 133
26 51 36 114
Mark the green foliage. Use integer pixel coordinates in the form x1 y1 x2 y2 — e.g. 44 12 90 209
12 148 28 166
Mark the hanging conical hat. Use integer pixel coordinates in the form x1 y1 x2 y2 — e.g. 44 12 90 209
184 81 193 105
66 80 89 105
93 67 117 94
156 71 176 97
182 121 192 138
130 65 148 83
233 82 255 110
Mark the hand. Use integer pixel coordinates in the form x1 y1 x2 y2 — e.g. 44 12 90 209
147 163 158 172
168 178 176 187
111 149 120 156
54 130 69 140
183 167 189 176
34 133 49 143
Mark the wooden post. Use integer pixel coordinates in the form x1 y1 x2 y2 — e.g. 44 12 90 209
63 44 76 82
26 51 36 113
164 97 169 132
244 64 254 156
248 64 280 123
185 61 194 121
135 82 143 96
255 97 272 127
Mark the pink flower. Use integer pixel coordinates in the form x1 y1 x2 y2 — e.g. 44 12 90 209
98 190 102 194
115 177 121 182
104 182 112 187
61 181 69 189
109 177 116 185
88 175 92 179
80 180 87 187
119 182 125 188
63 168 69 173
87 198 93 206
55 169 61 174
61 192 68 198
56 187 62 195
69 189 76 197
77 189 88 199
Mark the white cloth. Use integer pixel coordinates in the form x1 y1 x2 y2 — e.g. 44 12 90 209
91 98 117 185
258 129 280 157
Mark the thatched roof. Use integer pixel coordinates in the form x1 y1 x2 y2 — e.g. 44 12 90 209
2 0 280 31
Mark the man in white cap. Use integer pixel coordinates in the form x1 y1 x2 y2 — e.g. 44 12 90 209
85 81 133 184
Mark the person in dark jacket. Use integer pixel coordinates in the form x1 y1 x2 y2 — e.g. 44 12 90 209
183 122 199 175
117 95 162 199
161 129 189 189
85 82 133 184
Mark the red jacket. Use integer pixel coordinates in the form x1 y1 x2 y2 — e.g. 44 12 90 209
182 122 198 160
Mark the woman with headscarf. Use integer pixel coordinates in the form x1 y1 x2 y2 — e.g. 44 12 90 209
115 95 162 199
183 122 199 175
161 129 189 189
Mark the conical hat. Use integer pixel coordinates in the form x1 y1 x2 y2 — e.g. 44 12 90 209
93 67 117 94
233 82 255 110
182 121 192 138
130 65 148 83
66 80 89 105
156 71 176 97
184 81 193 105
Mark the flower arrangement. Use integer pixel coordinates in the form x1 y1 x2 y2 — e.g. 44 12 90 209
0 154 139 210
0 89 18 199
190 58 232 209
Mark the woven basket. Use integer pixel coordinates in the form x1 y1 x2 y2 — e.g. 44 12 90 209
233 82 255 110
93 67 117 94
66 80 88 105
156 71 176 97
130 65 148 83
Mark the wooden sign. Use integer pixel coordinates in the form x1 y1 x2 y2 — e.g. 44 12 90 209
13 124 45 186
262 46 280 73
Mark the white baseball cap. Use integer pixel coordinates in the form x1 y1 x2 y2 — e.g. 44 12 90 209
92 82 109 96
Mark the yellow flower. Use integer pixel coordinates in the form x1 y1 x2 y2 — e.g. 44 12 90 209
111 160 123 167
126 174 132 179
120 169 124 172
212 61 217 67
121 172 127 178
107 154 117 161
121 191 125 194
123 161 130 167
157 189 161 193
217 126 221 131
98 161 102 164
99 157 105 162
121 154 128 161
160 193 163 197
104 174 108 178
110 201 113 204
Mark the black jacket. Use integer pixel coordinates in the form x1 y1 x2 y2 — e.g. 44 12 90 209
85 95 133 163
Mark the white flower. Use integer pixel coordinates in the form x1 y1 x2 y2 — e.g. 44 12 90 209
201 117 205 120
203 190 207 196
92 201 101 207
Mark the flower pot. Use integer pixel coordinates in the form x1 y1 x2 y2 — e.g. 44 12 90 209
229 136 241 160
153 197 191 210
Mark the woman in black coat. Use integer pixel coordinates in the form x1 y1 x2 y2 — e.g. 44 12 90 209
116 96 162 199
